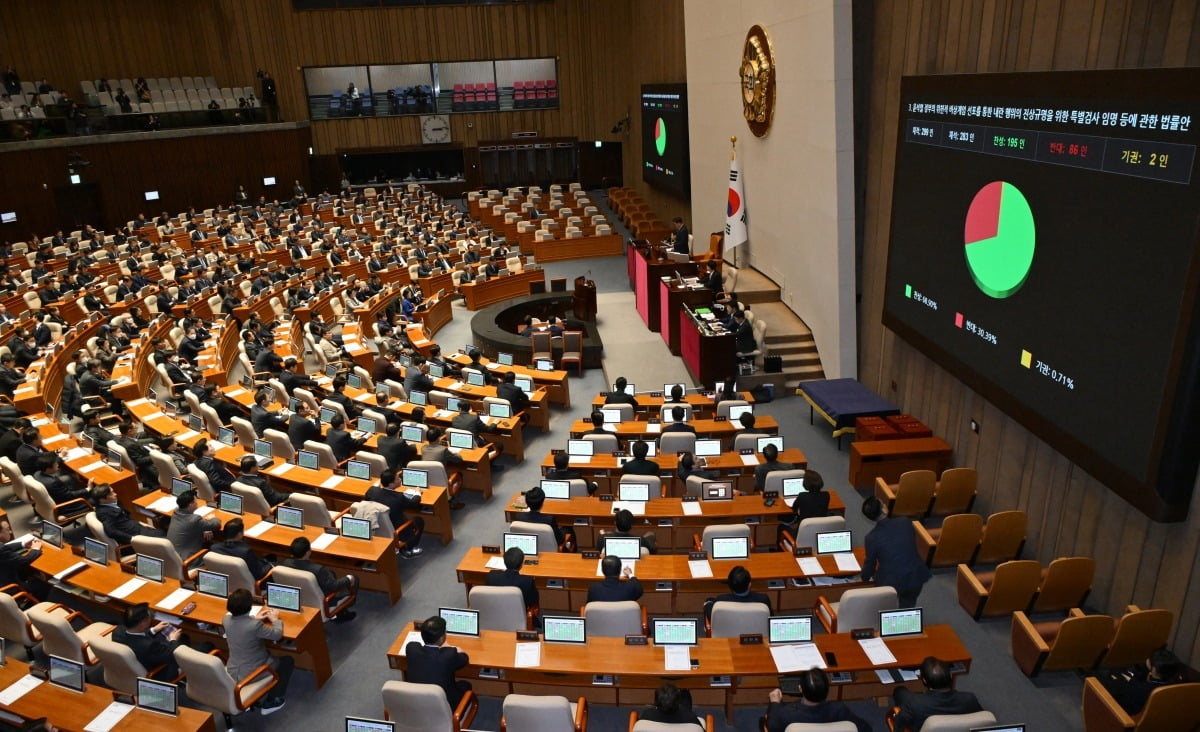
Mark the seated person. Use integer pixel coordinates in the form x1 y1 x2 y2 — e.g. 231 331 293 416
208 518 273 580
753 443 794 492
765 668 870 732
326 413 367 463
34 452 87 503
602 507 656 554
639 683 703 726
604 376 638 407
281 536 359 623
620 439 659 476
587 554 643 603
676 451 719 482
779 469 828 543
365 469 425 558
484 546 538 610
1099 647 1185 717
581 410 608 435
703 565 772 619
91 483 164 545
662 405 694 433
891 656 983 732
113 602 191 680
545 451 597 495
235 455 290 507
666 384 685 403
519 486 573 550
406 615 471 707
0 517 49 602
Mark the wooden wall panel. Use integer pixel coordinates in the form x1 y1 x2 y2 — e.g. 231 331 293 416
858 0 1200 665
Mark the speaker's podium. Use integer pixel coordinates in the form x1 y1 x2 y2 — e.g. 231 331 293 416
573 276 597 321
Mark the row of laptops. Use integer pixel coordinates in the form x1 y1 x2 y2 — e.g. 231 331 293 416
539 475 811 503
596 404 754 425
564 435 783 458
40 653 181 716
498 530 853 560
406 391 517 419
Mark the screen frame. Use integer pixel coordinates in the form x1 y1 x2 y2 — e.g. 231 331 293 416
136 677 180 716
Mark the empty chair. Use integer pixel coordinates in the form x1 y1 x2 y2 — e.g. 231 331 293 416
915 514 984 568
531 331 553 363
27 607 114 666
603 403 635 422
1098 606 1174 669
618 474 662 498
974 510 1026 565
873 470 935 518
270 565 356 622
0 591 66 658
582 600 646 637
694 524 752 556
501 694 588 732
929 468 977 516
382 679 478 732
560 330 584 375
148 448 182 491
186 464 216 502
919 712 998 731
303 439 340 470
715 399 750 418
1031 556 1095 613
708 601 770 638
408 459 462 499
508 520 564 553
956 559 1042 620
174 645 278 728
264 428 297 462
468 585 533 631
815 586 898 634
788 515 847 554
1082 676 1200 732
90 634 163 694
1010 609 1114 676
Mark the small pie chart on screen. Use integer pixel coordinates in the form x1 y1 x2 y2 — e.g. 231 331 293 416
963 181 1036 299
654 117 667 156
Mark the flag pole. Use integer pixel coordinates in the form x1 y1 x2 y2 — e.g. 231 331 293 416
729 136 739 270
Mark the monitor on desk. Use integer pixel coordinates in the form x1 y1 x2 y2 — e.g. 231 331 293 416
715 380 735 395
105 446 123 468
427 362 445 378
136 554 164 583
542 615 587 644
781 476 806 499
319 407 336 425
600 408 623 424
346 373 363 390
297 450 320 470
83 537 109 566
446 397 463 413
216 426 236 447
816 530 853 555
535 359 554 372
603 536 642 560
408 390 427 406
356 416 378 434
768 615 813 645
146 387 159 404
266 582 302 612
652 618 699 646
346 460 371 480
325 363 340 379
710 536 750 560
136 677 179 716
618 482 650 502
879 607 924 638
340 516 373 540
498 352 514 366
41 521 63 548
641 440 658 457
401 424 425 443
438 607 480 637
567 439 593 457
514 375 534 394
218 492 244 515
613 382 636 396
448 430 474 450
401 468 428 489
254 438 274 460
466 370 486 387
702 481 733 501
288 397 302 413
79 433 94 451
488 402 512 419
694 438 721 457
398 354 412 369
196 570 229 598
757 435 784 453
188 413 205 433
171 477 193 497
262 386 276 404
663 383 688 397
276 505 304 529
346 718 394 732
539 480 570 500
502 532 538 556
49 655 85 693
727 404 754 422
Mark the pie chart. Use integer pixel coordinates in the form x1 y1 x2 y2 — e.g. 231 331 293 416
963 181 1035 299
654 117 667 156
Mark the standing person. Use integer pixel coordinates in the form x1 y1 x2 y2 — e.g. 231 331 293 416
260 72 277 120
405 615 471 706
891 657 984 731
223 588 291 715
668 217 690 256
860 496 932 608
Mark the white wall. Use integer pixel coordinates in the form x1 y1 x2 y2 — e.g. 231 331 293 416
685 0 856 377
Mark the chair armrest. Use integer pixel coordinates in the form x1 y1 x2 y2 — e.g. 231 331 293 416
452 689 478 731
641 605 648 635
692 533 702 552
525 604 540 630
814 595 837 634
1010 610 1049 676
913 521 936 566
183 548 208 568
54 497 93 516
703 713 714 732
0 584 35 605
233 662 280 711
628 710 639 732
777 528 796 554
392 519 417 549
63 608 95 625
704 613 712 637
956 564 989 620
253 568 274 596
332 506 352 522
885 705 902 731
570 698 587 732
1068 607 1087 619
874 476 897 508
1082 677 1135 732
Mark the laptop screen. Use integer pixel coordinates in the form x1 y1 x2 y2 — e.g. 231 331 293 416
600 408 623 424
401 425 425 443
618 482 650 502
448 430 474 450
276 505 304 529
498 352 514 366
83 537 109 565
136 554 164 583
196 570 229 598
346 460 371 480
567 439 593 457
539 480 570 500
652 618 698 646
702 481 733 501
727 404 754 421
136 677 179 716
346 718 395 732
346 373 363 389
603 536 642 560
218 492 243 515
356 416 377 434
408 390 427 406
880 607 924 638
254 439 273 459
514 376 534 394
446 397 462 413
49 655 85 692
319 407 336 424
401 468 428 488
757 435 784 453
781 477 805 498
428 362 445 378
768 615 813 644
613 382 636 395
107 447 124 468
340 516 372 540
536 359 554 371
216 427 236 447
438 607 480 637
816 530 853 555
642 440 658 457
188 413 204 432
502 532 538 556
325 364 340 378
710 536 750 560
297 450 320 470
694 438 722 457
488 402 512 419
265 583 302 612
662 383 687 396
542 615 587 644
466 371 485 387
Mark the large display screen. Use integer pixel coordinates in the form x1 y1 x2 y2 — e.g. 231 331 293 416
882 69 1200 521
641 83 690 197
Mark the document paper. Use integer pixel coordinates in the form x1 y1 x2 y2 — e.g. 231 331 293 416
769 643 826 673
834 553 861 572
688 560 714 578
514 642 542 668
83 702 135 732
796 557 824 575
109 577 148 599
664 646 691 671
858 637 898 665
311 533 338 551
680 501 703 516
0 675 43 705
154 587 195 611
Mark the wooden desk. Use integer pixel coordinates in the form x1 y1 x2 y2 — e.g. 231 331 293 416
133 494 405 604
461 269 545 310
631 246 697 332
31 544 333 688
37 423 142 510
661 281 716 355
589 391 757 420
531 233 624 263
387 624 970 719
503 492 845 550
847 437 954 489
0 657 216 731
567 417 779 449
680 308 735 388
455 546 867 615
447 352 571 408
414 289 454 336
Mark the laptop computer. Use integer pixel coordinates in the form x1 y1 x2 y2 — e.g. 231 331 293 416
757 435 784 453
340 516 373 540
136 677 179 717
727 404 754 422
216 426 236 447
136 554 164 583
324 363 340 379
428 362 445 378
879 607 924 638
265 582 302 613
438 607 480 637
618 482 650 502
539 479 571 500
514 375 534 394
48 655 85 693
196 570 229 598
535 358 554 371
83 537 109 566
408 391 428 407
318 406 337 425
275 505 304 529
187 413 205 433
701 481 734 501
600 408 623 424
542 615 587 644
356 416 378 434
502 532 538 556
567 439 594 458
694 438 722 457
815 530 853 555
652 618 699 646
710 535 750 560
613 382 636 395
346 459 372 480
603 536 642 560
768 615 813 645
218 492 244 515
662 382 687 397
781 476 806 499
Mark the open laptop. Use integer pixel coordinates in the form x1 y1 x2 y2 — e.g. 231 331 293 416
83 537 109 566
539 479 571 500
253 438 275 468
346 718 394 732
727 404 754 422
428 362 445 378
187 413 205 433
41 521 64 548
618 482 651 502
603 536 642 560
694 438 722 457
106 446 124 469
265 582 302 613
401 424 426 443
340 516 373 540
401 468 428 489
196 570 229 598
781 476 806 499
701 480 734 501
346 373 363 390
502 532 538 556
276 505 304 529
438 607 480 637
815 530 853 555
768 615 813 645
880 607 924 638
662 382 687 397
757 435 784 453
346 459 372 480
542 615 587 644
215 426 236 448
566 439 594 460
136 554 165 583
652 618 699 646
48 655 85 693
600 408 623 424
136 677 179 717
710 535 750 560
613 382 636 395
446 397 463 413
218 492 244 515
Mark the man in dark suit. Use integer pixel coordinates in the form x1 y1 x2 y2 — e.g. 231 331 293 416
374 349 404 385
279 357 317 396
779 469 829 543
587 554 643 603
703 565 772 620
495 371 530 415
861 496 932 607
485 546 538 610
764 669 870 732
92 483 164 545
0 353 26 398
450 400 489 447
753 443 795 492
662 406 695 433
251 389 289 437
518 486 571 550
733 310 756 353
113 603 187 680
620 440 659 476
0 517 49 602
604 376 639 408
193 438 235 494
287 403 321 451
892 657 984 732
208 518 273 580
669 217 690 256
282 537 358 623
405 616 471 706
1098 648 1184 717
365 469 425 558
377 420 416 471
254 345 284 377
34 452 87 503
236 456 290 506
326 413 366 463
325 375 360 421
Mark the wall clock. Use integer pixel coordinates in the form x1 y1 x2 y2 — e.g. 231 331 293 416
420 114 451 144
740 25 775 137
